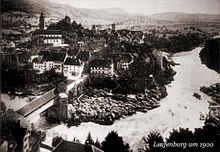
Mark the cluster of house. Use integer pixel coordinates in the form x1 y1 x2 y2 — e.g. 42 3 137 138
2 12 165 81
32 50 84 80
32 48 136 80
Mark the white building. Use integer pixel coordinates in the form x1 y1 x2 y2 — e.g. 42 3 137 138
33 52 66 73
63 58 84 80
32 30 65 46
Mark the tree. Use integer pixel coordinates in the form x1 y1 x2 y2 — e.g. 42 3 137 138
143 131 164 152
85 132 94 145
102 131 130 152
194 124 220 152
167 128 194 143
52 136 63 147
54 81 67 94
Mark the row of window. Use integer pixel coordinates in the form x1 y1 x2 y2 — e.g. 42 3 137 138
45 39 60 43
45 34 62 37
90 67 107 70
91 70 109 74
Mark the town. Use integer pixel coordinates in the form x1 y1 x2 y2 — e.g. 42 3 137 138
1 4 220 152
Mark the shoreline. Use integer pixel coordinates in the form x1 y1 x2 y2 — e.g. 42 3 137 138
52 85 169 127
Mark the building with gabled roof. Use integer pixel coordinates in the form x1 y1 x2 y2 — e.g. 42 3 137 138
33 51 67 73
63 58 84 80
116 53 134 71
52 140 103 152
89 59 114 78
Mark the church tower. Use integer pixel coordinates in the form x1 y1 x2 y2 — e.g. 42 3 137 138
112 23 116 32
39 12 45 30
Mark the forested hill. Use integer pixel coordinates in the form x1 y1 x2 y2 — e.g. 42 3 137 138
200 38 220 73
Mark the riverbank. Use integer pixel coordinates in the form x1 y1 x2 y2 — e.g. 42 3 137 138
41 47 219 151
200 83 220 103
66 86 165 126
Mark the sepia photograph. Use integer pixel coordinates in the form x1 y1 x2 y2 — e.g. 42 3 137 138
1 0 220 152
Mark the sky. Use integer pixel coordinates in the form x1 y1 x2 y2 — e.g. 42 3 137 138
49 0 220 15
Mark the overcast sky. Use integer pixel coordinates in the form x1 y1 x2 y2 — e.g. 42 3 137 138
49 0 220 15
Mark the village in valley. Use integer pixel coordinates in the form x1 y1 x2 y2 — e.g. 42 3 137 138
1 0 220 152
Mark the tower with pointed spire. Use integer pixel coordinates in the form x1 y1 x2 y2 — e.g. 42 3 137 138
39 12 45 30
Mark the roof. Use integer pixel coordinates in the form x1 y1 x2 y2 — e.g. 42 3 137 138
17 51 31 63
32 57 40 63
52 140 103 152
17 89 56 117
42 51 66 62
77 51 90 62
89 59 112 68
68 48 80 57
33 29 62 35
120 53 133 63
64 58 81 66
0 109 31 129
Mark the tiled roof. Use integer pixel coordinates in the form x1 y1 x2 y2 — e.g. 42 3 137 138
89 59 112 68
68 48 80 57
42 51 66 62
120 53 133 63
33 29 62 35
52 140 103 152
64 58 81 66
0 109 31 129
77 51 90 62
32 57 40 63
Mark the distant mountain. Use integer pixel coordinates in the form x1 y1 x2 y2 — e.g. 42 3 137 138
149 12 220 23
2 0 150 22
2 0 220 24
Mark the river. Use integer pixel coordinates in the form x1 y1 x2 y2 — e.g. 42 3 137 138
2 47 219 151
44 47 219 151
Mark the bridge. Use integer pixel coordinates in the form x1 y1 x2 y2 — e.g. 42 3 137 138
17 89 56 117
16 75 89 121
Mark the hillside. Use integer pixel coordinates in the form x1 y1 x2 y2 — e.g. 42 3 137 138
149 12 220 23
2 0 150 23
2 0 220 30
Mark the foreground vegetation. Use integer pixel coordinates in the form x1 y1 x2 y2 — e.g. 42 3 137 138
200 37 220 73
50 119 219 152
1 66 66 96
